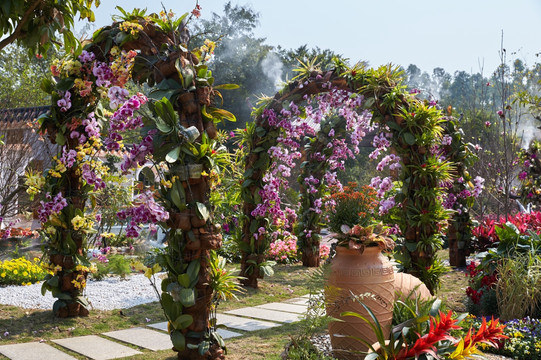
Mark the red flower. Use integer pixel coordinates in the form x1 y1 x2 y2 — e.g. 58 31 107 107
464 316 508 348
397 311 460 359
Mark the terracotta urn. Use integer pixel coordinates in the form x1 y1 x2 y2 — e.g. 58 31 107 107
326 246 395 359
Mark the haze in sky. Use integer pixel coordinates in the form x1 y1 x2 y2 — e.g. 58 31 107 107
81 0 541 74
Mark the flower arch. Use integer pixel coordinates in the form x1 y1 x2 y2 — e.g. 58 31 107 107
34 7 234 359
241 63 456 292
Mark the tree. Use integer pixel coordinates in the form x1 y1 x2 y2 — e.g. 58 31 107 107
0 44 53 109
0 0 99 55
191 2 275 131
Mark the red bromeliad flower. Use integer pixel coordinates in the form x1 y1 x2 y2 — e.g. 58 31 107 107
463 316 508 348
396 311 461 359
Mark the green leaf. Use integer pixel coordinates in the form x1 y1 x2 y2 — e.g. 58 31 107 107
179 288 195 306
40 78 54 94
198 341 210 356
56 78 74 91
170 181 186 211
41 281 49 296
195 202 209 221
403 132 416 145
249 220 259 234
173 314 193 329
386 120 402 131
429 298 442 316
177 273 190 288
186 260 200 282
46 275 59 288
161 278 171 292
260 265 274 277
52 300 66 315
213 84 239 90
161 293 176 320
170 330 186 350
166 146 181 163
55 132 66 146
405 242 418 252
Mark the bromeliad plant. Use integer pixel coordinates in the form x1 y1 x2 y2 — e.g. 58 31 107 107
342 296 507 360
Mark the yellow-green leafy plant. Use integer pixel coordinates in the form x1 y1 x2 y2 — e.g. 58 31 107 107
496 253 541 321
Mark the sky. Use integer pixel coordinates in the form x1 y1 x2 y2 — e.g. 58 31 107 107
80 0 541 75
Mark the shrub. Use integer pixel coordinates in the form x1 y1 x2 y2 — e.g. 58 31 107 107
467 223 541 317
0 257 47 285
496 254 541 321
472 211 541 252
89 254 132 280
327 182 378 233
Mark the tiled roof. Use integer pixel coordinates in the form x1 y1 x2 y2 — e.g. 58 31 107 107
0 106 50 127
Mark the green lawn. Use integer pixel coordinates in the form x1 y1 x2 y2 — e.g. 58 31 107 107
0 258 469 359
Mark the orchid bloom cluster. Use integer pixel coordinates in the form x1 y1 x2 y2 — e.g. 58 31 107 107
254 87 374 242
37 192 68 223
117 191 169 238
105 93 147 151
441 175 485 213
368 132 398 215
36 48 140 221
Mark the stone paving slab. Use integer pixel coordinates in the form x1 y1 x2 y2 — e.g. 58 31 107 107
0 342 76 360
147 322 243 339
224 307 302 323
147 321 168 332
216 328 243 339
103 327 171 351
52 335 142 360
283 297 309 305
214 313 280 331
256 302 307 314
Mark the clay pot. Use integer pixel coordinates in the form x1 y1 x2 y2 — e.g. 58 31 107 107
204 120 218 139
200 233 222 250
190 211 207 228
50 254 64 266
60 273 74 292
177 92 198 114
394 272 433 302
67 302 81 317
185 237 201 250
183 249 201 261
326 246 395 359
168 211 192 231
63 255 74 269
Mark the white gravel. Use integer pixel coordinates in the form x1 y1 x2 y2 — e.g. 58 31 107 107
0 273 163 311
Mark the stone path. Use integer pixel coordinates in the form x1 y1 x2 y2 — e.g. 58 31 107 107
0 295 310 360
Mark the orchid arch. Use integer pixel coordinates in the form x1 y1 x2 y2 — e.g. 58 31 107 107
33 6 236 359
241 62 457 292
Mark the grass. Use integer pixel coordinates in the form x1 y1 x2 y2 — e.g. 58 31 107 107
0 257 469 359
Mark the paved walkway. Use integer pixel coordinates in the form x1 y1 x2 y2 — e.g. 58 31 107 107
0 295 310 360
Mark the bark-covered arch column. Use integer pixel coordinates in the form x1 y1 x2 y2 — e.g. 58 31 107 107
241 64 453 293
36 9 231 359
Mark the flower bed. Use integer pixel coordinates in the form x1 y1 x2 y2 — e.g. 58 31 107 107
484 316 541 359
0 258 48 286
